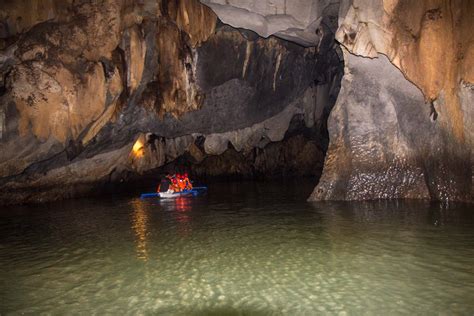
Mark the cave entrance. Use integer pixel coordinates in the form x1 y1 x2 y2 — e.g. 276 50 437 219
110 17 346 199
125 32 344 195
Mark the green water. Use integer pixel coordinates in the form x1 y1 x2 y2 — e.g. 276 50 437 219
1 181 473 315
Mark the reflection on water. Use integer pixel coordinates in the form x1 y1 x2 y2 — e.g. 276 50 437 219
131 200 149 261
130 196 194 260
0 180 473 314
172 197 193 237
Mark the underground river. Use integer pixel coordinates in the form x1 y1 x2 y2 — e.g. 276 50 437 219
1 180 473 314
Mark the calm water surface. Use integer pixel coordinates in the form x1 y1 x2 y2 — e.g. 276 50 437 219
1 181 473 315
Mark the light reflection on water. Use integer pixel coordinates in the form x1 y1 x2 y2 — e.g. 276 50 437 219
0 180 473 314
131 200 149 261
131 197 194 261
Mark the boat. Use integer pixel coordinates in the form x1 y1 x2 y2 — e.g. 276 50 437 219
140 186 208 199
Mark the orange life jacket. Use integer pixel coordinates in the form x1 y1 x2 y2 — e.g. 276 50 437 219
177 177 186 191
170 177 180 192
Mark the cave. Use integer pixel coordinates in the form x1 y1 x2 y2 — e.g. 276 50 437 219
0 0 472 204
0 0 473 314
0 0 346 203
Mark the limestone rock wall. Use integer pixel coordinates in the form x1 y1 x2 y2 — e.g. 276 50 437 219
0 0 341 204
310 0 473 202
0 0 216 203
192 125 326 179
0 0 72 48
200 0 340 47
2 0 470 204
336 0 473 143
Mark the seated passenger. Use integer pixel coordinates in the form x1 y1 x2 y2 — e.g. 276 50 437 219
170 175 180 193
157 174 172 193
177 174 187 192
183 173 193 190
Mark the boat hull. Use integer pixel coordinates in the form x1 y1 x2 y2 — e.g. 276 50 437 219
140 187 207 199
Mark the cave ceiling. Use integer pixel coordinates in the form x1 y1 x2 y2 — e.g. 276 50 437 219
199 0 340 47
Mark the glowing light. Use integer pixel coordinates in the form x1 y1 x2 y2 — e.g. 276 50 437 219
132 139 144 157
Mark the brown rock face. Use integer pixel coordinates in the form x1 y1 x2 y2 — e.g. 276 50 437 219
2 0 216 144
0 0 219 203
0 0 71 44
310 0 473 202
389 0 473 143
336 0 473 144
168 0 217 47
142 0 216 117
11 62 110 142
121 25 146 95
154 18 203 117
0 0 338 204
6 0 124 143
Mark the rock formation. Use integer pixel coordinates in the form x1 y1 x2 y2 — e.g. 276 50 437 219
200 0 340 47
309 0 473 201
311 52 471 201
1 0 470 204
200 0 472 202
0 0 341 204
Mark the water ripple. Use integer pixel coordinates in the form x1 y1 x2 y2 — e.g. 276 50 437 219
1 181 473 314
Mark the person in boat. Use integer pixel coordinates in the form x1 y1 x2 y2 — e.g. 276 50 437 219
176 173 186 192
157 173 170 193
183 172 193 190
157 172 193 194
157 173 179 193
170 175 181 193
176 173 193 191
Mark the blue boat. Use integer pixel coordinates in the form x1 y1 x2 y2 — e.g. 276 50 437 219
140 186 208 199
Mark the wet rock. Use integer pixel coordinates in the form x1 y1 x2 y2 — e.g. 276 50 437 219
187 142 206 163
200 94 306 154
165 135 195 161
309 53 471 202
0 144 132 204
308 0 473 202
137 25 332 137
169 0 217 47
153 18 203 117
10 62 110 142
